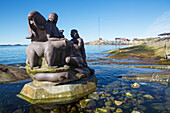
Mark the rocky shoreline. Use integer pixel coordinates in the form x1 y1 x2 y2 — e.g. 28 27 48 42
104 37 170 85
106 37 170 65
0 64 29 84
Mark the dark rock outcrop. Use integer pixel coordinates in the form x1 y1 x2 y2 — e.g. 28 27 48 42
0 64 29 84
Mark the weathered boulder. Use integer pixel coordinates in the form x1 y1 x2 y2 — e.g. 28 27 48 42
0 64 29 84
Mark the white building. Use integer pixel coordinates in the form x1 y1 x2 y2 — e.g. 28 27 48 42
158 32 170 38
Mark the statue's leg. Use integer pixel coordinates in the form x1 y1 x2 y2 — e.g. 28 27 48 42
26 25 33 39
44 46 54 67
60 48 66 66
26 58 29 65
51 48 57 67
28 51 36 69
65 56 83 67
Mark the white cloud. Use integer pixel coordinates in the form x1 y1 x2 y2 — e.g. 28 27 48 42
145 11 170 37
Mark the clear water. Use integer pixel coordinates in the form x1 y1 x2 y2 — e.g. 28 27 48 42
0 45 127 65
0 46 27 65
0 45 169 113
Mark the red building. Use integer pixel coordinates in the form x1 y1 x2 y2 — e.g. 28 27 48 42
99 38 102 40
115 38 128 41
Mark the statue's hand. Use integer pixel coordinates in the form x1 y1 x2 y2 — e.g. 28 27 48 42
73 44 79 49
65 40 74 47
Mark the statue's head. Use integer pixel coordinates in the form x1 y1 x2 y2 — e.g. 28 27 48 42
27 11 46 26
48 13 58 24
71 29 79 39
26 11 46 41
27 11 38 20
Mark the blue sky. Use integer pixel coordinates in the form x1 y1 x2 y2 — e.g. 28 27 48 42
0 0 170 44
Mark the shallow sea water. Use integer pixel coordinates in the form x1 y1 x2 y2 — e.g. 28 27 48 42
0 45 169 113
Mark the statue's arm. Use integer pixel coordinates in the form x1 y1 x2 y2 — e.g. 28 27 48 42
33 18 46 30
46 25 53 38
28 20 36 30
46 27 64 40
78 38 87 64
72 38 83 50
55 27 64 38
77 38 83 50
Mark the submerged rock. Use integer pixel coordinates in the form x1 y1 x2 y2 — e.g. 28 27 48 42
105 106 116 112
113 90 119 95
137 105 147 111
131 110 141 113
95 108 111 113
110 97 115 101
105 101 112 106
123 105 130 109
97 99 105 106
125 92 134 97
131 82 140 88
116 108 123 113
115 100 123 106
88 94 100 100
143 94 154 99
79 99 96 109
13 109 24 113
105 94 111 97
70 107 76 113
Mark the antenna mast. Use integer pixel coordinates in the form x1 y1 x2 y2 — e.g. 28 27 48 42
98 17 100 38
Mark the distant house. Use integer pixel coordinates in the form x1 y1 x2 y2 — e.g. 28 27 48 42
115 38 121 41
158 32 170 38
133 38 138 41
120 38 127 41
115 38 128 41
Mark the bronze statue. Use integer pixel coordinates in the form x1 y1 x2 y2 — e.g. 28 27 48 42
70 29 87 64
18 11 97 104
25 11 94 83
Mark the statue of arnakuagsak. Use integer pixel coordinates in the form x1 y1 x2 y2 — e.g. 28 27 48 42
18 11 97 104
25 11 94 84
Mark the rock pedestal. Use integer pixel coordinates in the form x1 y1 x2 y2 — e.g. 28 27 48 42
18 57 97 104
17 75 97 104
